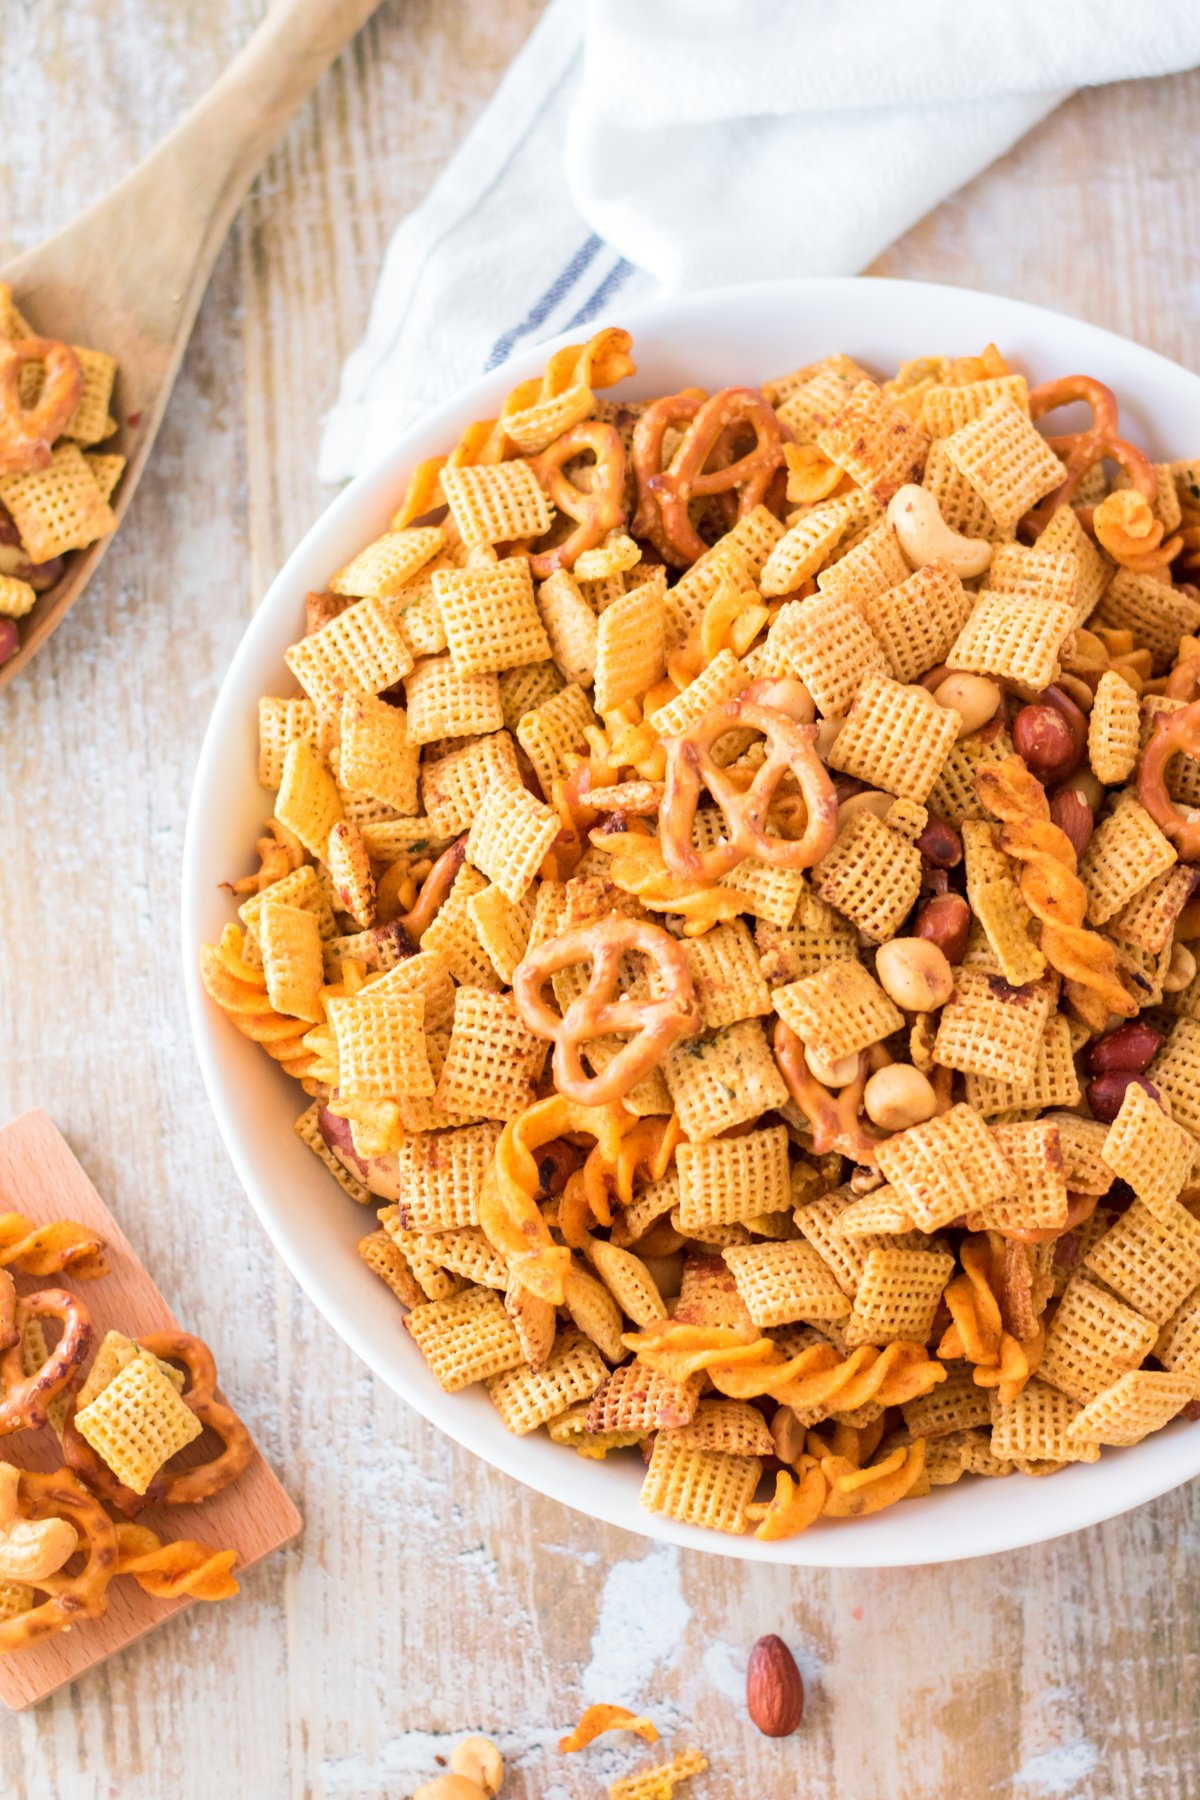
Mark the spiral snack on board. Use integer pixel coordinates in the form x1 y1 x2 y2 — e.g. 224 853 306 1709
659 691 838 879
113 1524 239 1602
0 1213 107 1280
512 917 701 1105
975 754 1140 1031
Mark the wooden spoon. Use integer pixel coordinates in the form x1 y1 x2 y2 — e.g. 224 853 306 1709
0 0 381 691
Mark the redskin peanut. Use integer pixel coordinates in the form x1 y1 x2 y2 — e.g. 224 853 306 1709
1012 703 1079 783
912 893 970 964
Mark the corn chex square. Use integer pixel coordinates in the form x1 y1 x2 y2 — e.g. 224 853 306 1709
466 782 559 902
921 438 1010 544
73 1352 203 1494
395 1121 502 1232
404 655 503 744
421 730 520 835
516 681 597 794
844 1246 955 1347
587 1361 705 1434
498 660 563 730
275 739 343 860
675 1126 791 1229
758 499 851 597
330 526 444 598
1148 1018 1200 1139
536 569 597 687
435 986 546 1119
439 459 553 547
810 811 922 943
593 577 667 713
1037 1276 1157 1404
859 559 974 685
965 1015 1081 1118
646 647 749 736
967 1121 1068 1234
987 541 1079 618
816 519 913 608
286 597 414 715
330 982 432 1101
433 557 551 676
761 589 887 720
989 1378 1099 1467
946 589 1075 690
1154 1288 1200 1383
875 1104 1014 1231
663 1019 790 1142
1066 1370 1195 1447
257 695 321 791
1078 794 1177 926
754 888 858 986
920 374 1030 437
1108 864 1195 955
338 691 421 814
933 969 1054 1084
421 864 503 990
405 1286 525 1391
940 399 1065 530
1091 569 1200 672
640 1434 761 1535
1101 1079 1195 1212
681 920 771 1029
815 379 930 502
722 1240 851 1328
468 883 534 983
0 442 115 561
828 672 960 803
1035 504 1113 619
1084 1198 1200 1327
772 958 903 1066
487 1327 608 1435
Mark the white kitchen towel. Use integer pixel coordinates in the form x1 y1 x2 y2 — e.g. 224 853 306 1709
318 0 1200 484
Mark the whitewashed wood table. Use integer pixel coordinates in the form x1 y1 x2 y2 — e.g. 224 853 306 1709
2 6 1199 1795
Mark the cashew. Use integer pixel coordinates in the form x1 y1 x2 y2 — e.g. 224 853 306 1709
0 1463 78 1583
450 1738 504 1795
887 484 993 578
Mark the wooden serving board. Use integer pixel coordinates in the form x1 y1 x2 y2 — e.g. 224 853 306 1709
0 1110 302 1709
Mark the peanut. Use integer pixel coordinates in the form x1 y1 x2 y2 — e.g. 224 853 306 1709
746 676 815 724
805 1045 860 1088
450 1737 504 1796
1164 942 1197 994
911 894 970 965
875 937 955 1012
863 1064 938 1130
932 672 1001 738
1012 703 1079 783
916 813 963 868
1086 1072 1163 1124
1085 1021 1165 1077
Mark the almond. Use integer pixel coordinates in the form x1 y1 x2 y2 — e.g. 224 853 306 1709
746 1633 804 1738
1049 787 1094 859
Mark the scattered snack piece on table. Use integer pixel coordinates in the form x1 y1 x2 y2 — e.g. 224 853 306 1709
560 1702 661 1752
0 285 123 666
202 327 1200 1542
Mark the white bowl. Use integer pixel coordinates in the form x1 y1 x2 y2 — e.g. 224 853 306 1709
183 276 1200 1565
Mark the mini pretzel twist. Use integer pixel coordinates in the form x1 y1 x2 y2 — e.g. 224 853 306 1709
659 689 838 880
975 753 1140 1030
1025 374 1156 532
63 1332 253 1517
0 336 82 474
526 421 627 578
512 916 701 1105
631 389 706 559
635 385 786 567
1138 697 1200 864
773 1023 883 1168
0 1467 118 1653
0 1271 94 1436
